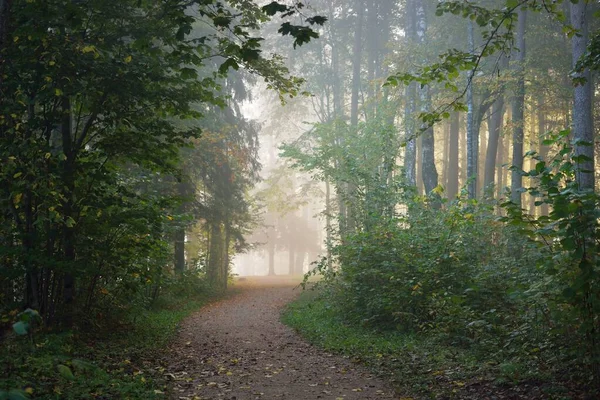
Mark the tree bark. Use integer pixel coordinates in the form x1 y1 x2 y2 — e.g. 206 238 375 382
466 20 477 199
510 8 527 206
268 241 276 276
404 0 417 186
417 0 438 195
571 1 594 191
174 226 185 274
538 97 549 216
447 111 459 199
484 97 505 195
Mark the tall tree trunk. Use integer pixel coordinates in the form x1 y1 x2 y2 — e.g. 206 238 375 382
442 119 450 190
61 97 76 326
0 0 12 62
571 1 594 191
447 111 459 199
294 250 306 276
496 125 506 200
484 98 505 195
571 2 597 384
538 97 549 216
350 0 363 128
416 136 423 195
417 0 438 195
325 179 332 269
466 20 477 199
268 240 276 276
174 227 185 274
510 8 527 206
347 0 364 232
404 0 417 186
366 0 378 120
208 222 225 290
288 235 295 275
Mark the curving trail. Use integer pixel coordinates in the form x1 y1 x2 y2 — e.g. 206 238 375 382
166 276 396 400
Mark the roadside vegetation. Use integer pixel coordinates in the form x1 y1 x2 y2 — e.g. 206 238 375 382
1 273 225 399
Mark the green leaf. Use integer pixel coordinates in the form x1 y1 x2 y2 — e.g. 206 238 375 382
65 217 76 228
262 1 288 16
219 58 239 74
12 321 29 336
57 365 75 380
7 390 30 400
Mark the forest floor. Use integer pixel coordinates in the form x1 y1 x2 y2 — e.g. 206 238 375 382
166 276 397 400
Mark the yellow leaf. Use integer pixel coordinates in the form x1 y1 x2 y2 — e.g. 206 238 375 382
13 172 22 179
25 387 34 394
82 45 96 53
55 88 63 96
124 55 132 63
45 152 51 159
13 193 23 204
49 60 56 66
167 215 174 221
432 185 444 195
45 76 52 82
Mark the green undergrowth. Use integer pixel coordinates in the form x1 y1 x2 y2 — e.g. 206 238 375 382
282 290 576 399
0 288 228 400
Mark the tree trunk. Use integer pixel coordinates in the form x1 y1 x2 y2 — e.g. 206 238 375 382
510 8 527 206
538 97 549 216
496 126 505 200
268 241 276 276
571 1 594 191
61 96 76 326
0 0 12 60
294 250 306 276
404 0 417 186
447 111 459 199
350 0 363 128
417 0 438 196
484 97 505 195
288 235 295 275
208 222 225 290
466 20 477 199
174 226 185 274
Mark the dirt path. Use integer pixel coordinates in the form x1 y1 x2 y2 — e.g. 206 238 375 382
166 276 397 400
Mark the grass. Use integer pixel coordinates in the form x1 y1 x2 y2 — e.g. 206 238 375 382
281 290 579 399
0 289 226 400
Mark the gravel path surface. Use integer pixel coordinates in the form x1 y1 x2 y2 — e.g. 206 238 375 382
166 276 397 400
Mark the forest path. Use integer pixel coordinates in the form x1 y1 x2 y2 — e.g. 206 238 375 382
166 276 396 400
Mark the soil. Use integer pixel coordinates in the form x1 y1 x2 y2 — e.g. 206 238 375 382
166 276 397 400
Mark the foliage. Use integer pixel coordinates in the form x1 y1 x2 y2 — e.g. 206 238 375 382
310 194 539 339
0 279 222 399
283 291 579 399
501 131 600 380
0 0 325 326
